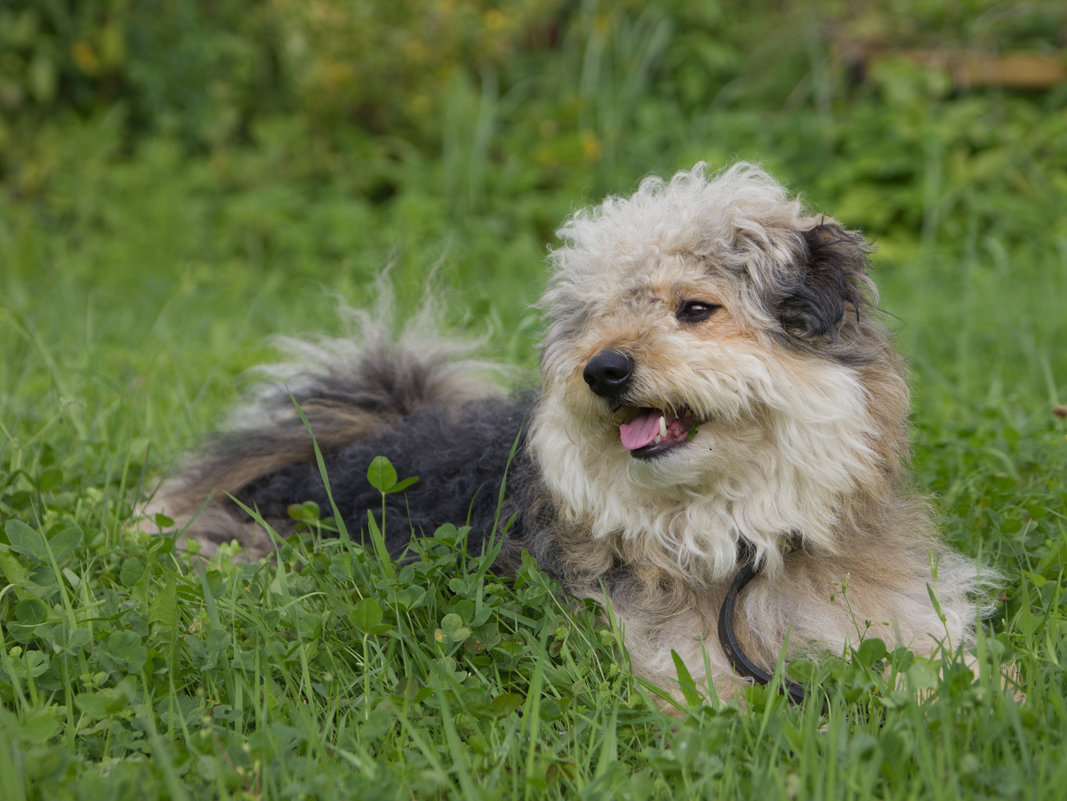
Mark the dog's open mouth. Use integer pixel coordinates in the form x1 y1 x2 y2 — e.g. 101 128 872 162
618 406 700 459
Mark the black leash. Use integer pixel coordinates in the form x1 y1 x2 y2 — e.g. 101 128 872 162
716 545 825 710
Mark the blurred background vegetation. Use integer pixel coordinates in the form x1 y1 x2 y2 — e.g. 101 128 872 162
4 0 1065 220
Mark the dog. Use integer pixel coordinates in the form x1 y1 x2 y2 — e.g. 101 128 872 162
149 163 989 704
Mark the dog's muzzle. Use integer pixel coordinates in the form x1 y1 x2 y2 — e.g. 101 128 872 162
583 349 633 399
583 348 705 459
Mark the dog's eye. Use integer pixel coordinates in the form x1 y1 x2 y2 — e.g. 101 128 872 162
677 300 720 323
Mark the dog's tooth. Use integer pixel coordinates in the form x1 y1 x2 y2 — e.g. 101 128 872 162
659 415 668 438
654 435 662 444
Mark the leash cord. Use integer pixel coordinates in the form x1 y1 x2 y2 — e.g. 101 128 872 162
716 552 822 709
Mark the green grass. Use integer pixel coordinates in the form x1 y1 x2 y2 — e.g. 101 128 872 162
2 4 1067 799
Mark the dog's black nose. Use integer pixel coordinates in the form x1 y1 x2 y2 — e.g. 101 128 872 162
583 350 634 398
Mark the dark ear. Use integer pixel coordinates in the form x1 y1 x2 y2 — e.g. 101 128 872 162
776 221 870 340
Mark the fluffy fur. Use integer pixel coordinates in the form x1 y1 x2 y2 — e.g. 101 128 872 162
149 163 990 703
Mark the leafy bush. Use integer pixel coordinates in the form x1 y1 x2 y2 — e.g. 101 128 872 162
0 0 284 149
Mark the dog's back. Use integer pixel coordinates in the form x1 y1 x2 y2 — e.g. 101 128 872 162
148 329 529 559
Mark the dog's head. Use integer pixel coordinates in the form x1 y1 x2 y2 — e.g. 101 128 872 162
531 163 909 580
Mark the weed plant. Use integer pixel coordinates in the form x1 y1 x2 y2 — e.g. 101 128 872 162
2 2 1066 799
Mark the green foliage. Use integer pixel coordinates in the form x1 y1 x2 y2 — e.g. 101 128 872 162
270 0 563 139
0 0 283 152
0 477 634 798
1 1 1067 799
366 455 419 495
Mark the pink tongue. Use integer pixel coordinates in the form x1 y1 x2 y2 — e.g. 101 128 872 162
620 410 665 451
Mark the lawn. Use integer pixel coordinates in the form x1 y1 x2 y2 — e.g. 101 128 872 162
1 2 1066 799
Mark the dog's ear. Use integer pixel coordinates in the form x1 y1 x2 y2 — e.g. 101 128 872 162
776 221 870 340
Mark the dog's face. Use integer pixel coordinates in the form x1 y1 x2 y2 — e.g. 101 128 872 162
531 164 908 579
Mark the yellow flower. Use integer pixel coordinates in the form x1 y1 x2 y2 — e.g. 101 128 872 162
71 41 101 76
580 129 602 163
485 10 507 34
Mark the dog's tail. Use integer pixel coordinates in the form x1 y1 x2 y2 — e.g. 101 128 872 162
144 303 509 556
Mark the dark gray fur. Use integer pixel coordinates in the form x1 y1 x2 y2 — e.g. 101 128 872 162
154 332 556 566
160 338 581 585
770 222 882 365
236 394 535 559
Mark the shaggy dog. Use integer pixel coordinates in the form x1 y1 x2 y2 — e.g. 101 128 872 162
150 163 987 704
